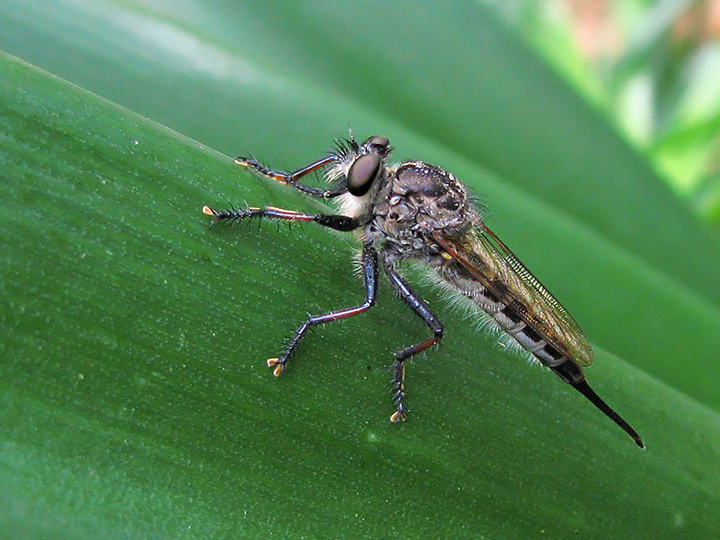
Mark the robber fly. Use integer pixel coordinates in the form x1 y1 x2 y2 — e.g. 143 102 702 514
203 134 643 448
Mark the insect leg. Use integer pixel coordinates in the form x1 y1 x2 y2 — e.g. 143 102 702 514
234 155 346 199
202 205 360 232
382 259 444 423
266 245 379 376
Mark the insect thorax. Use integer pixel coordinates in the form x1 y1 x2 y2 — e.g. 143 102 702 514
364 161 474 259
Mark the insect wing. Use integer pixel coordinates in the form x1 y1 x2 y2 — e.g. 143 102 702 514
432 226 594 366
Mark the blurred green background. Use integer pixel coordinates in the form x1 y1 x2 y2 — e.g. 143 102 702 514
493 0 720 223
1 1 719 538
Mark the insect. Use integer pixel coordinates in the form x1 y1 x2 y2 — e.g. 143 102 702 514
203 134 644 448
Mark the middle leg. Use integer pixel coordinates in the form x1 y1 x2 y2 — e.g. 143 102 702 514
267 244 379 376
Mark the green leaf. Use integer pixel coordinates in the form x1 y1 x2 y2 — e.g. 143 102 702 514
1 2 720 539
3 0 720 409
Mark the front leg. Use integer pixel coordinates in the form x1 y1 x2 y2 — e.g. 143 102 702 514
202 205 359 232
235 155 347 199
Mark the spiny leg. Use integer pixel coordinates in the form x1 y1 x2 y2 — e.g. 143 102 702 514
383 258 444 423
202 205 360 232
265 245 379 376
235 155 347 199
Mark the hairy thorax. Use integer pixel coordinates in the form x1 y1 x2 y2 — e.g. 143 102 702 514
362 161 474 259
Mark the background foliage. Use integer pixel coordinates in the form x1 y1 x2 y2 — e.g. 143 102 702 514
494 0 720 223
1 1 719 538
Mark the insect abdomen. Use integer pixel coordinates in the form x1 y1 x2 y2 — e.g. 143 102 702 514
488 297 567 367
434 261 567 368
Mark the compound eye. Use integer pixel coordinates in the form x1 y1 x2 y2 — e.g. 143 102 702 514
347 152 381 196
365 135 390 153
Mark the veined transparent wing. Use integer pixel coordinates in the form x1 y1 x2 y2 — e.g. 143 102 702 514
432 225 594 366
